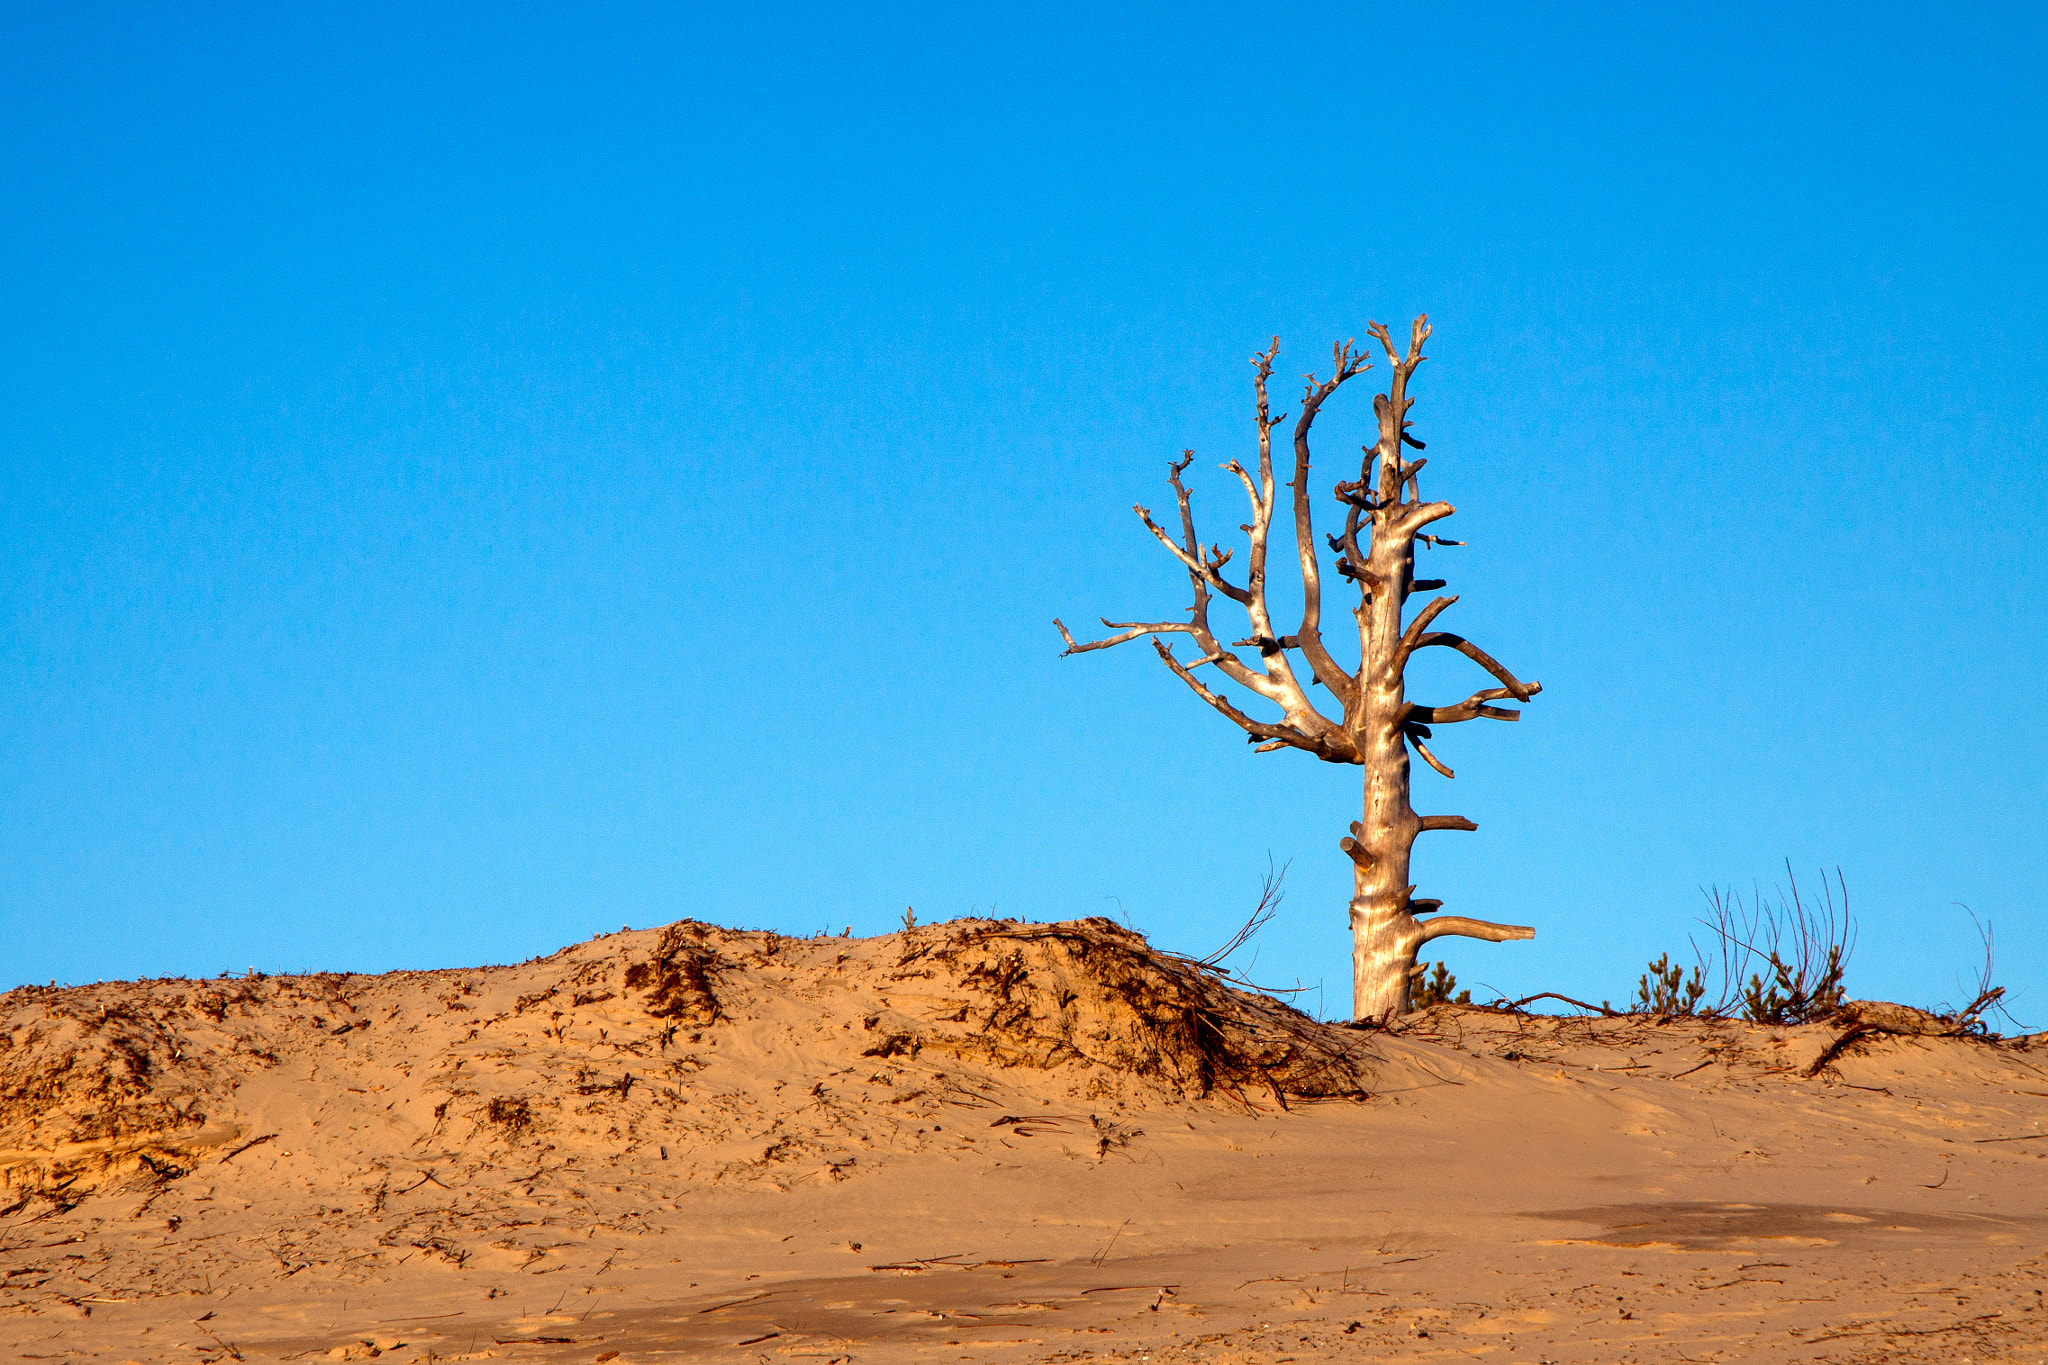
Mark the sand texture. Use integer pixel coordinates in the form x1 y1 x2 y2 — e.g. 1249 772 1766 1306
3 917 2045 1363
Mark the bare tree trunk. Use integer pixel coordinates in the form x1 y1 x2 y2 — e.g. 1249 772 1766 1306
1349 471 1419 1018
1342 333 1536 1021
1057 316 1540 1024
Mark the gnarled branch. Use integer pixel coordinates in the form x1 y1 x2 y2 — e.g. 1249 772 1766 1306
1059 453 1319 715
1395 593 1459 665
1136 503 1250 603
1091 346 1348 743
1150 639 1324 757
1407 682 1542 726
1367 316 1431 510
1054 616 1200 657
1408 632 1535 702
1288 341 1370 708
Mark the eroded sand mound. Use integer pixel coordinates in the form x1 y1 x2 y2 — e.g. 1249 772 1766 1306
0 917 1366 1203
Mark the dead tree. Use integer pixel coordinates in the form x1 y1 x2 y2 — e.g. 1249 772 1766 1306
1055 317 1542 1022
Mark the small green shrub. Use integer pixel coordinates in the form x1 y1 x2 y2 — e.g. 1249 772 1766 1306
1411 961 1471 1008
1633 954 1706 1016
1737 942 1847 1025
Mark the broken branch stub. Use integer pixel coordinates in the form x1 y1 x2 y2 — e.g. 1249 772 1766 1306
1055 317 1546 1020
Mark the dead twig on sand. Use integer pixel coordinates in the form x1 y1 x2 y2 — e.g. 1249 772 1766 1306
1082 1283 1181 1294
1809 1312 2004 1343
395 1170 451 1196
695 1290 783 1314
218 1134 278 1164
867 1252 971 1272
1490 992 1619 1017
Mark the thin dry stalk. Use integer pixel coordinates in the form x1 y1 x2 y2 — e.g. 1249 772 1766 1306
1696 864 1855 1024
1945 908 2013 1035
1197 859 1288 970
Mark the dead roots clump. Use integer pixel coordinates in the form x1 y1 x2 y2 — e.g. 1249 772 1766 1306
0 993 224 1196
485 1096 533 1135
623 924 724 1024
902 918 1370 1103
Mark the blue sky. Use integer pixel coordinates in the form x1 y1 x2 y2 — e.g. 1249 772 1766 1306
4 3 2043 1022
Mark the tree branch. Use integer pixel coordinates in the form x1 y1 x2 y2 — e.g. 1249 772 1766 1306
1385 454 1427 506
1408 633 1536 702
1220 457 1262 515
1288 341 1369 707
1054 617 1202 657
1415 916 1535 944
1061 456 1281 700
1161 451 1224 662
1366 316 1431 509
1367 314 1430 370
1150 639 1320 755
1406 684 1541 725
1137 345 1352 746
1391 497 1457 539
1395 594 1459 666
1417 815 1479 833
1339 819 1375 866
1405 727 1456 779
1136 503 1251 603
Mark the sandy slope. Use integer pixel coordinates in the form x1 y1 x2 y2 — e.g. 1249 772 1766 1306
3 918 2045 1364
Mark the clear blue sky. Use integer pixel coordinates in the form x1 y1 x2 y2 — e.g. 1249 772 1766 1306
5 3 2043 1022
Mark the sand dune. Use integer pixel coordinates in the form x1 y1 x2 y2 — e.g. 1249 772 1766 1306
4 918 2044 1363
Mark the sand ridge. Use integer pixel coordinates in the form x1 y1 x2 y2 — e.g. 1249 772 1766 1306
3 917 2045 1362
